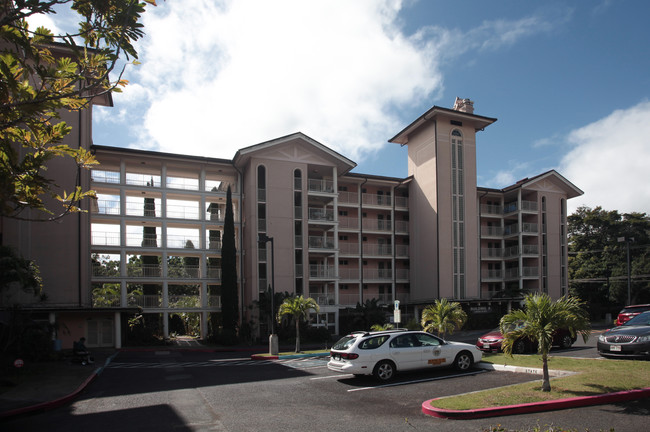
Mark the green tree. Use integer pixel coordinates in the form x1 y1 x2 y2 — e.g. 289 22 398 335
0 244 42 297
420 298 467 338
219 185 238 338
500 293 590 392
277 295 319 353
1 0 155 220
568 206 650 308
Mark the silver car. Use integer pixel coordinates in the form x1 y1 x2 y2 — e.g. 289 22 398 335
327 329 483 381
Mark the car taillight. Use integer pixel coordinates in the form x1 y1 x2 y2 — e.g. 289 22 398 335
341 353 359 360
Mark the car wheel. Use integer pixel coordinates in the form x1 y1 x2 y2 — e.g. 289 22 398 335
513 339 527 354
454 351 473 371
560 335 573 349
373 360 395 381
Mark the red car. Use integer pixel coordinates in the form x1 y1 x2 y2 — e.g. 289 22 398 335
615 304 650 326
476 325 576 354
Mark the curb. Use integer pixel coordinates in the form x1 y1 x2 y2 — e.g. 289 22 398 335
422 387 650 419
0 352 118 422
251 352 330 361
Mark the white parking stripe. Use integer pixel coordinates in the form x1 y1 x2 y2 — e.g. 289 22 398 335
346 370 487 392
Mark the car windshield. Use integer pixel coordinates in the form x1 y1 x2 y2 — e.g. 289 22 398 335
623 312 650 326
332 335 358 350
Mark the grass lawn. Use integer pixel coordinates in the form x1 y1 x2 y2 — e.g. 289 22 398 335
430 353 650 410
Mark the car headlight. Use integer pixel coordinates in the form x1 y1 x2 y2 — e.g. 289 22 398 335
637 335 650 342
598 334 606 342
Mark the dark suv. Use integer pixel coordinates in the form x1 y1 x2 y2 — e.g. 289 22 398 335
615 304 650 326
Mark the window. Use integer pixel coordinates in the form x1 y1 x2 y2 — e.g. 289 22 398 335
359 335 390 349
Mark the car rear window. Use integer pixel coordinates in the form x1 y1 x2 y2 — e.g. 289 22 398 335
621 306 650 314
358 335 389 350
332 336 358 350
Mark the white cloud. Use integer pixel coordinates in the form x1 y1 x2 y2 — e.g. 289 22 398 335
95 1 569 164
560 101 650 215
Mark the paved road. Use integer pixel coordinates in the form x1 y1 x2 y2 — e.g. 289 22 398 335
3 341 648 432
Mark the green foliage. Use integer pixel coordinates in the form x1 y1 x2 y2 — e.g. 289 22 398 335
499 293 590 392
568 206 650 309
91 283 120 307
277 295 319 352
0 0 155 220
420 298 467 338
0 245 42 296
370 323 394 331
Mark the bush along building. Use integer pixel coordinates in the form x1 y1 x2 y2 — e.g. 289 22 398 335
1 97 582 348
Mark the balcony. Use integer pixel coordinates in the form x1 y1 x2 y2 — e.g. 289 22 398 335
166 203 200 220
308 207 334 222
206 267 222 280
128 295 163 308
338 216 359 229
395 245 409 257
362 219 392 232
362 243 392 257
92 231 121 247
308 179 334 194
481 226 503 237
394 196 408 209
339 268 359 279
481 203 503 215
362 193 391 207
339 243 359 255
126 264 162 278
309 265 336 279
168 295 201 308
482 269 503 281
504 200 538 214
311 294 336 306
167 265 201 278
308 236 335 250
395 220 409 234
363 269 392 280
338 191 358 205
481 248 503 259
94 198 121 215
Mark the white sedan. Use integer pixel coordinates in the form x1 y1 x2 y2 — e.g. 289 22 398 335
327 329 483 381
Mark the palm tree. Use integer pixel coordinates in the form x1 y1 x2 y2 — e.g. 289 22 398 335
370 323 394 331
500 293 590 392
420 298 467 338
277 295 320 352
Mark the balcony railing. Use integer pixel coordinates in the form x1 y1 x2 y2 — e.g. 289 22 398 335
208 295 221 308
394 196 408 208
92 231 121 246
92 265 121 278
363 269 392 280
128 295 163 308
311 294 336 306
94 198 121 215
127 264 162 278
206 267 222 280
362 244 392 256
395 269 410 280
308 207 334 221
339 268 359 279
362 193 392 207
308 179 334 193
309 265 336 278
166 204 200 220
339 243 359 255
504 200 538 214
482 269 503 280
482 248 503 259
395 245 409 257
338 191 358 204
167 265 200 278
481 204 503 215
166 235 201 249
308 236 335 250
338 217 359 229
395 220 409 234
362 219 392 231
481 226 503 237
168 295 200 308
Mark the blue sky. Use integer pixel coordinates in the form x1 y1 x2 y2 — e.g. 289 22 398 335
34 0 650 214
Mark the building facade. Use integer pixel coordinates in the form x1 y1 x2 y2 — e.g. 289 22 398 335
1 98 582 348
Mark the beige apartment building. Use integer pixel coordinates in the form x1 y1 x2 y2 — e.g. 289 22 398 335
1 97 582 348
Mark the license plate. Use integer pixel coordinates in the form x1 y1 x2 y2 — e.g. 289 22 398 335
333 354 341 360
483 344 490 349
610 345 622 352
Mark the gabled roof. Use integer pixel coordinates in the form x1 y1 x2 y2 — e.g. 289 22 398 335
232 132 357 175
389 105 497 145
481 169 583 199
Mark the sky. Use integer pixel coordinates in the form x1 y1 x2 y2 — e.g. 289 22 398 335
33 0 650 215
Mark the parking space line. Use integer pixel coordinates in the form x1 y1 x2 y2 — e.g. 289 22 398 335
310 374 354 380
346 370 487 392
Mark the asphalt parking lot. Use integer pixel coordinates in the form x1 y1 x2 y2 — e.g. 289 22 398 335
4 340 648 432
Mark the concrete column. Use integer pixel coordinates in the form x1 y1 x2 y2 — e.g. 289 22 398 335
114 312 122 349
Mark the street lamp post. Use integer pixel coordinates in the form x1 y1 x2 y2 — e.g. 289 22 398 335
258 233 278 355
617 236 634 305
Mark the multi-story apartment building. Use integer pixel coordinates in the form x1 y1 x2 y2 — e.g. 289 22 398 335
1 98 582 348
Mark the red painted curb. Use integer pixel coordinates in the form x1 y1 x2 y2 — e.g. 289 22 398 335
422 387 650 420
251 354 278 360
0 372 98 421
